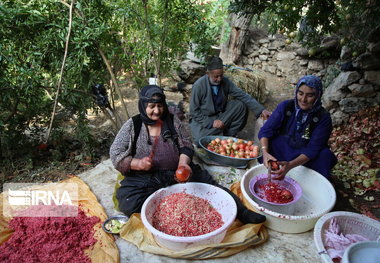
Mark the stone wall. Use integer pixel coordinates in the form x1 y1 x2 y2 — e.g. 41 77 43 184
239 28 380 125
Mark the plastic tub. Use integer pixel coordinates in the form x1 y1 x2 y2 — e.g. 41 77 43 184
249 173 303 215
314 211 380 263
342 241 380 263
241 164 336 233
141 183 237 251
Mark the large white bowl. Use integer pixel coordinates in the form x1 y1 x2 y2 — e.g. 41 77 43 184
241 164 336 233
314 211 380 263
141 182 237 251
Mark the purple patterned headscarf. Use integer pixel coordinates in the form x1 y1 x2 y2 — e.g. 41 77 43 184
295 75 323 113
294 75 323 131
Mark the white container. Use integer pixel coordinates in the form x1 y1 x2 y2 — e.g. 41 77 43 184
342 241 380 263
314 211 380 263
241 164 336 233
141 182 237 251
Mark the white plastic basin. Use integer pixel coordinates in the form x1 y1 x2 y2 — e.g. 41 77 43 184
314 211 380 263
141 182 237 251
241 164 336 233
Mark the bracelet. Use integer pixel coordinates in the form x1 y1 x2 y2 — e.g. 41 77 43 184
261 146 267 150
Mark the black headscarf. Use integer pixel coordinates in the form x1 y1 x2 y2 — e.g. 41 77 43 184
138 85 176 143
138 85 169 125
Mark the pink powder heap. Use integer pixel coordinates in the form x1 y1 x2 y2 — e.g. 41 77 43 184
152 192 224 237
0 205 100 263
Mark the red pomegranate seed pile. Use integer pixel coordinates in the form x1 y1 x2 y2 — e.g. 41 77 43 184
152 192 224 237
0 205 100 263
258 182 294 204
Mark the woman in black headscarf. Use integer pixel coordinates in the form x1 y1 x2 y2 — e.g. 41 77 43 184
110 85 266 224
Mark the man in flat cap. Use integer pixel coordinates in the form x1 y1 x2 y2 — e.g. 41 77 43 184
189 56 271 145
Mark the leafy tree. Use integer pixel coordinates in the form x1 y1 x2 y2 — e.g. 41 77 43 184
228 0 380 54
0 0 214 167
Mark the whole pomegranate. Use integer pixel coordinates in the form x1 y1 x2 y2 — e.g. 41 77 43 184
175 166 191 183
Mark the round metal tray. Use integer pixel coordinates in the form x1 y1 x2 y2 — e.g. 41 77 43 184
198 135 261 168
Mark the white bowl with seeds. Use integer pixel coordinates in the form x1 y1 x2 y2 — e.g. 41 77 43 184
141 182 237 251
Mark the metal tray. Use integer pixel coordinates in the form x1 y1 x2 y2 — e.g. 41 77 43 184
198 135 261 168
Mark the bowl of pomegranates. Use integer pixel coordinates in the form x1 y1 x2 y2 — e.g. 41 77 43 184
241 164 336 234
198 136 261 168
141 182 237 251
249 174 303 215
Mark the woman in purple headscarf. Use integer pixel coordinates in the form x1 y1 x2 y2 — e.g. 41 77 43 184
258 75 337 179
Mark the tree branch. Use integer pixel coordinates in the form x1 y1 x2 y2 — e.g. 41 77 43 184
98 48 129 121
46 0 75 143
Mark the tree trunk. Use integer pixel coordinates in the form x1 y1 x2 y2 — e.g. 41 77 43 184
220 12 253 65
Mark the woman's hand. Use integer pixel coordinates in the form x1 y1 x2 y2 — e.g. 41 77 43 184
271 154 310 180
176 154 192 182
263 151 277 168
131 156 152 171
271 161 291 180
175 165 192 183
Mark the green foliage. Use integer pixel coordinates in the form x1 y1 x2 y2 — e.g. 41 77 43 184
111 0 215 85
228 0 380 52
0 0 114 161
0 0 215 165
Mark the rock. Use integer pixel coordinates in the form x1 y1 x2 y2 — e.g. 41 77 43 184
353 52 380 70
288 75 300 85
322 71 362 108
331 110 348 126
339 97 366 113
340 46 352 62
259 47 270 55
276 51 296 61
243 42 256 55
263 65 277 74
289 42 301 49
295 48 309 57
177 60 206 84
347 83 376 97
299 59 308 66
368 41 380 53
364 70 380 85
276 59 300 79
320 36 340 50
249 51 260 58
308 60 324 71
259 55 268 61
368 25 380 43
258 38 269 45
268 40 285 50
375 92 380 104
366 96 380 107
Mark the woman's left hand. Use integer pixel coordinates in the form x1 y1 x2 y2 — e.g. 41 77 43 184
175 164 192 183
271 161 291 180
